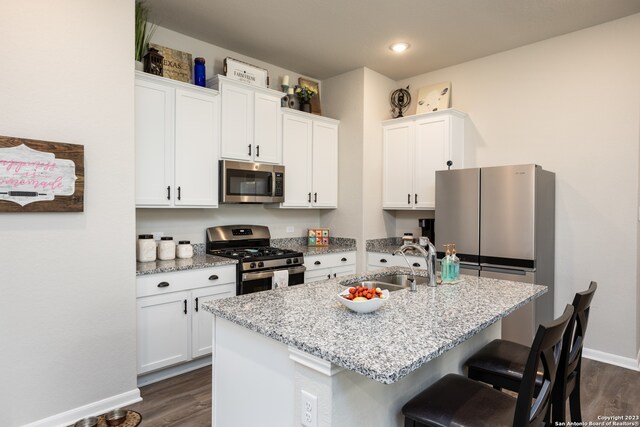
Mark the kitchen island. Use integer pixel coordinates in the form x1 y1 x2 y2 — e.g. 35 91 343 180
203 267 547 427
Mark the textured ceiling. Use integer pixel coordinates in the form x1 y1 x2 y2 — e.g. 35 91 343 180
147 0 640 80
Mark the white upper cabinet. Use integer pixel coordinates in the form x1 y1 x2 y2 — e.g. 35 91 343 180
382 109 465 210
135 71 220 208
280 109 339 209
210 75 282 164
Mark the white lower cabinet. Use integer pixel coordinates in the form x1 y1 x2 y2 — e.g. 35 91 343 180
136 265 235 375
367 252 427 270
304 251 356 283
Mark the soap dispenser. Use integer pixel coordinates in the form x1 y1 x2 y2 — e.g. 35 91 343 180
450 244 460 280
441 244 451 282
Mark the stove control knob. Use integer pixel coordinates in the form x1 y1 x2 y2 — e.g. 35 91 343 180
258 261 264 268
250 262 256 269
293 258 299 264
286 259 292 265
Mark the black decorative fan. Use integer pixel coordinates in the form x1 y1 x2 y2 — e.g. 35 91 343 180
390 86 411 118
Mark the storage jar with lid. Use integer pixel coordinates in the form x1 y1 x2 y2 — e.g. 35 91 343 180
176 240 194 259
137 234 156 262
157 236 176 260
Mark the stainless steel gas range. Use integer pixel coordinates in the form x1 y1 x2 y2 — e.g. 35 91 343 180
206 225 305 295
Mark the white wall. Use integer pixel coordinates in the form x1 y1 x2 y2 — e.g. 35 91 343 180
0 1 138 426
136 26 322 240
397 14 640 360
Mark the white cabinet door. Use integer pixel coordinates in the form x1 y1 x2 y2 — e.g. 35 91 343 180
332 265 356 278
174 88 219 207
414 116 450 209
220 83 253 161
135 78 174 206
253 92 281 164
137 291 190 374
382 122 414 209
312 120 338 208
282 113 313 207
191 284 235 358
305 268 332 283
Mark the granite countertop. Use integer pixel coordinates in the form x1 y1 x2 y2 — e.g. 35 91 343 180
136 254 237 276
272 237 356 255
203 267 547 384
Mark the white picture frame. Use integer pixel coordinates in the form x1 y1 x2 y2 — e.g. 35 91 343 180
416 82 451 114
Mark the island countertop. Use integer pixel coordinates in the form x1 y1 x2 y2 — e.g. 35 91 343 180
202 267 547 384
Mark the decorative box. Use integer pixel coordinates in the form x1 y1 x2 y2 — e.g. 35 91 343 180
308 228 329 246
148 43 192 83
223 57 269 88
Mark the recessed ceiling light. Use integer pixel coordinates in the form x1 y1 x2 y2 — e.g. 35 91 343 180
389 42 410 53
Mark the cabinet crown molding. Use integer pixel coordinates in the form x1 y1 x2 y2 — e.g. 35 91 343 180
209 74 285 98
382 108 467 125
135 70 219 96
281 106 340 124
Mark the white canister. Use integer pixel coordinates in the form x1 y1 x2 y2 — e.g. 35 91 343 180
136 234 157 262
176 240 194 259
157 237 176 260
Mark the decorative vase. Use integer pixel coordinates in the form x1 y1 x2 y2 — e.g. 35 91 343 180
135 60 144 71
300 101 311 114
287 95 300 110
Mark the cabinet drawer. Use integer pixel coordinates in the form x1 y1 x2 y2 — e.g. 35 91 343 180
367 252 426 269
305 268 332 283
137 265 236 298
304 251 355 271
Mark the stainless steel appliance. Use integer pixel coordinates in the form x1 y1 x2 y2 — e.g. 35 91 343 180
206 225 305 295
220 160 284 203
435 164 555 345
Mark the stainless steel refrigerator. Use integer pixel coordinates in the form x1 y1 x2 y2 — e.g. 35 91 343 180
435 164 555 345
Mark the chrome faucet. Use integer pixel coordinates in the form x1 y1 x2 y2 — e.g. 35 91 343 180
393 240 437 290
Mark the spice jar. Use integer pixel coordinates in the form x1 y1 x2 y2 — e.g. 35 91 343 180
136 234 156 262
157 236 176 260
176 240 194 259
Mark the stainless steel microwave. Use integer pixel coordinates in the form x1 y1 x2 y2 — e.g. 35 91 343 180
220 160 284 203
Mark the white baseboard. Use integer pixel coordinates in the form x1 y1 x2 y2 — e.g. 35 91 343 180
22 388 141 427
137 356 212 387
582 347 640 372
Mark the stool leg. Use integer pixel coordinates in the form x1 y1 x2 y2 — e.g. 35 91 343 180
569 374 583 422
551 386 567 424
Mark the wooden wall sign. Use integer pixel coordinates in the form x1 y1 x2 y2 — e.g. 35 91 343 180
0 136 84 212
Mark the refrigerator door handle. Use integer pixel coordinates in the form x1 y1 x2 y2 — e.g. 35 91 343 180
481 264 535 274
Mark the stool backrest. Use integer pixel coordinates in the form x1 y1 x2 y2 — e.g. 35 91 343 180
513 304 574 427
561 281 597 381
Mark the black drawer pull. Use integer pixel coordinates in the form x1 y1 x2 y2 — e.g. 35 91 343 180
157 282 170 288
183 299 187 314
195 297 199 312
413 262 420 267
209 275 219 280
341 257 347 262
314 261 321 265
380 258 387 263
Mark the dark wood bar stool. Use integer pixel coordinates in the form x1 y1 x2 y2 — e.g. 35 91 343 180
465 281 597 424
402 305 574 427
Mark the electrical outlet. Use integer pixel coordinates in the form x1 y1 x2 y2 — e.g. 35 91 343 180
301 390 317 427
152 231 164 240
286 226 294 233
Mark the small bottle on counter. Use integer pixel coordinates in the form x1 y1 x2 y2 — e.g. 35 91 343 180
136 234 156 262
157 236 176 260
194 57 206 87
441 244 451 282
176 240 194 259
450 244 460 280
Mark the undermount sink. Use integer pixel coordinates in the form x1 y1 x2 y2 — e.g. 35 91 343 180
357 274 428 292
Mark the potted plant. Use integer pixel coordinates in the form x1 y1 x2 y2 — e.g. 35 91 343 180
135 1 156 70
295 83 318 113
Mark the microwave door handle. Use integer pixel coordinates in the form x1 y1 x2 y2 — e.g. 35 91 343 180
269 172 274 197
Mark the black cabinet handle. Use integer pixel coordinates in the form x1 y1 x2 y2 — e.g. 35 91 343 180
167 186 171 200
209 275 219 280
183 299 187 314
157 281 170 288
256 145 260 157
308 192 311 203
314 260 321 265
341 257 347 262
380 258 387 263
314 193 318 203
177 186 181 200
195 297 199 312
407 194 411 204
333 273 337 278
327 274 331 279
413 262 420 267
248 144 252 156
415 194 417 204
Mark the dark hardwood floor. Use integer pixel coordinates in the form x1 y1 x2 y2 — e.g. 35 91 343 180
128 358 639 426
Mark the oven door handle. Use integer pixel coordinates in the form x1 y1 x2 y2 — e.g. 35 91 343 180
241 265 306 282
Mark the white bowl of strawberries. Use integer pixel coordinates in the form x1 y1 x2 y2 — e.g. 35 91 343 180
336 283 390 313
